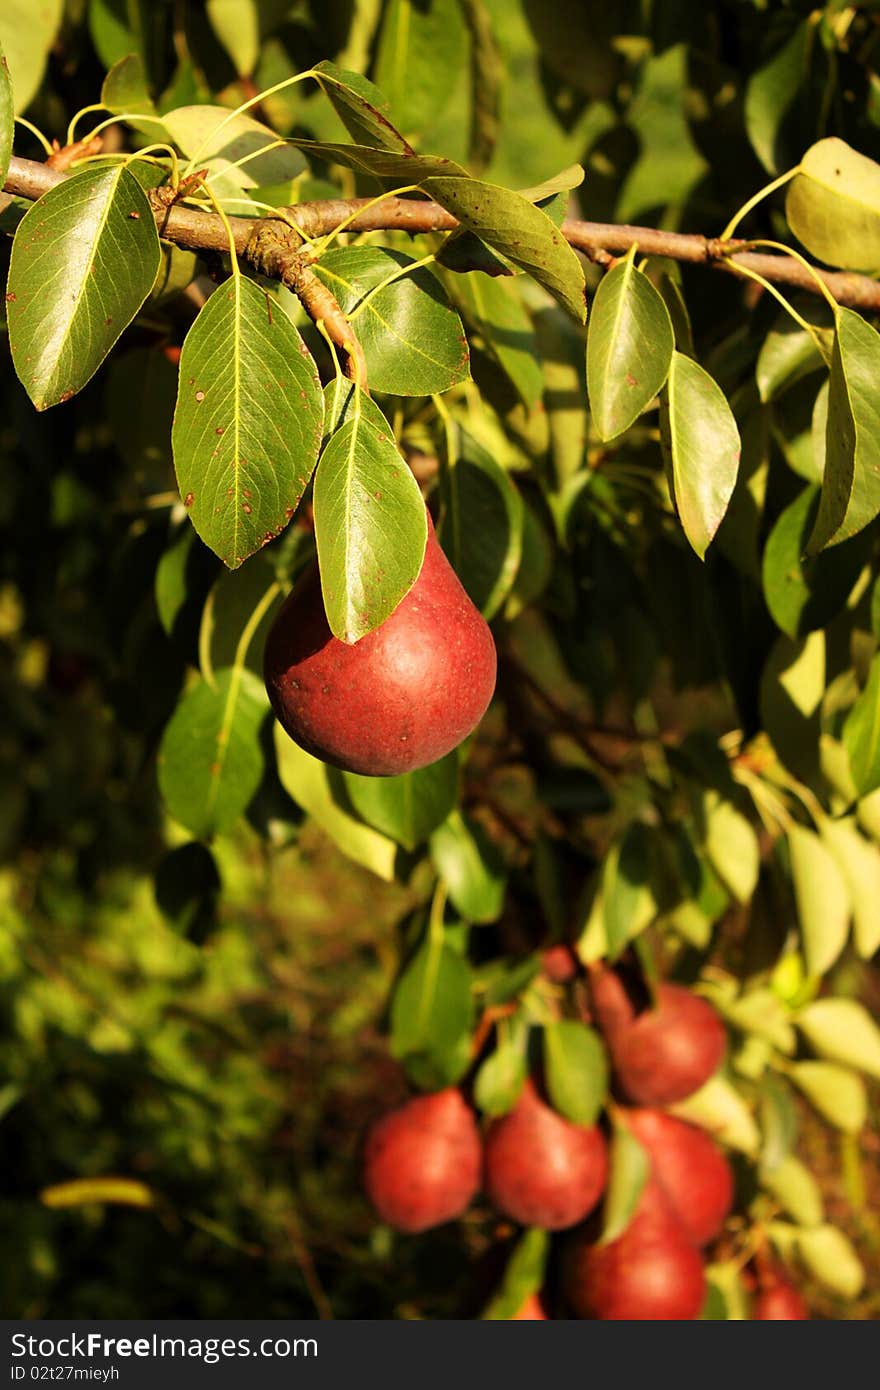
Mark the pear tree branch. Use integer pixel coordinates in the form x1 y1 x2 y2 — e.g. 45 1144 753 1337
5 152 880 318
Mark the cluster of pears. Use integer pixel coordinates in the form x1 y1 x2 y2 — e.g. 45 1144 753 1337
362 963 811 1320
264 512 497 777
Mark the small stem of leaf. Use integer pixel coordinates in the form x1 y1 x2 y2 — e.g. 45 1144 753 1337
428 879 448 947
14 117 54 158
726 260 826 345
180 70 316 180
735 238 840 318
720 166 800 242
313 184 421 257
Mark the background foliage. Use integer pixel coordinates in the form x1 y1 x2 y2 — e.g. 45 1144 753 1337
1 0 880 1319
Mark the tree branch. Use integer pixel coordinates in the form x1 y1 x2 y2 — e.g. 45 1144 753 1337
5 152 880 314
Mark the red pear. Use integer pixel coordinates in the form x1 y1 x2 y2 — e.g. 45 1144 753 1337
624 1108 733 1246
591 969 726 1105
511 1292 549 1319
363 1088 481 1234
263 515 497 776
754 1276 810 1320
484 1080 608 1231
563 1178 706 1320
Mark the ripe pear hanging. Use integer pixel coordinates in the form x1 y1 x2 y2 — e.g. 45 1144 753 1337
590 967 726 1106
484 1080 608 1231
264 514 497 776
623 1107 733 1246
563 1178 706 1320
362 1088 482 1234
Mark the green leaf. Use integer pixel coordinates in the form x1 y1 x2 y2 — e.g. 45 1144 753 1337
809 309 880 550
439 427 523 620
421 176 586 322
660 352 741 559
762 486 867 637
273 727 396 880
586 249 674 441
163 105 306 201
669 1076 760 1155
158 667 267 839
313 413 426 643
171 275 324 568
101 53 158 123
600 1122 649 1245
602 824 658 958
474 1021 528 1118
543 1020 608 1126
843 653 880 798
389 934 474 1076
0 41 13 186
762 1154 823 1227
797 1225 865 1298
289 139 468 180
788 1061 867 1134
0 0 62 113
786 138 880 272
698 791 760 905
6 167 161 410
314 247 469 396
373 0 468 143
756 318 827 402
745 21 811 174
341 754 458 851
200 557 280 678
430 810 507 923
444 270 543 408
312 60 410 152
482 1229 549 1320
819 816 880 960
796 998 880 1079
787 823 850 977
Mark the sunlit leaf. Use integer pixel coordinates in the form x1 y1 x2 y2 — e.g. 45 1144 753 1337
313 60 410 152
171 275 324 568
314 247 469 396
313 411 427 642
660 352 741 559
587 249 674 441
7 167 161 409
422 176 586 322
543 1020 608 1126
341 754 458 851
0 0 62 113
786 138 880 272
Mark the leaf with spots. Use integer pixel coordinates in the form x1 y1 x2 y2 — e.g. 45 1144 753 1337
313 402 427 643
6 166 161 410
158 666 267 839
171 274 324 569
660 351 741 559
312 60 411 152
586 247 674 441
420 175 586 322
314 247 470 396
